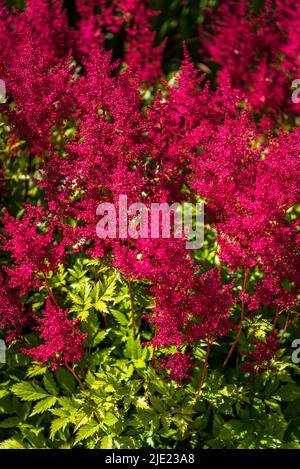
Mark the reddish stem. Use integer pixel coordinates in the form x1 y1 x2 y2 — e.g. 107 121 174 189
272 305 280 333
128 277 137 339
279 311 290 343
195 341 212 400
64 360 84 390
222 268 249 369
43 272 59 307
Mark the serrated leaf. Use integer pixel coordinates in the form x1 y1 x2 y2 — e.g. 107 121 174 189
92 329 109 346
124 336 144 360
30 396 57 416
50 417 70 440
111 309 128 325
93 299 108 313
0 438 26 449
12 382 49 401
93 277 117 313
26 365 47 378
57 396 80 411
100 435 113 449
75 420 101 443
78 309 91 321
69 291 85 306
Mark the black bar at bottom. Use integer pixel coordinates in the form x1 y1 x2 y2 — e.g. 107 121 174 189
0 449 298 467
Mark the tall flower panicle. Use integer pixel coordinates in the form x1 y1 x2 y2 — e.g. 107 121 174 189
119 0 163 83
159 352 193 382
242 335 279 375
0 274 27 342
19 0 72 66
1 206 65 296
74 0 163 82
2 34 73 148
22 299 87 370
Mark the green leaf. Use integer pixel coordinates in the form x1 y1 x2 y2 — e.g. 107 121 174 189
0 389 9 399
0 416 20 428
100 435 113 449
75 420 101 444
31 396 57 415
69 281 92 317
103 412 118 427
111 309 128 326
136 397 150 410
20 425 47 448
124 336 145 360
93 276 117 313
50 417 70 440
0 438 26 449
12 381 49 401
26 365 47 378
92 329 109 346
150 396 166 413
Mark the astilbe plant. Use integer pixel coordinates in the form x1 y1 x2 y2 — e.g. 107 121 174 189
0 0 299 396
74 0 163 82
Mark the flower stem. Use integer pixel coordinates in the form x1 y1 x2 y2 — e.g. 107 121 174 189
151 343 156 366
195 341 212 400
222 268 249 369
279 311 290 343
272 305 280 333
64 360 84 390
128 277 137 339
43 272 59 307
24 153 33 202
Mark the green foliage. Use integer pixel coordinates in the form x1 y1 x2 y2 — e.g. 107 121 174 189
1 353 300 448
0 262 300 449
0 214 299 449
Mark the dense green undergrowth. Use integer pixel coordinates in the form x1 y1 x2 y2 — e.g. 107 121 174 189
0 257 299 449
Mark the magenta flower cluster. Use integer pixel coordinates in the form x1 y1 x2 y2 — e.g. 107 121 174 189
0 0 299 381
